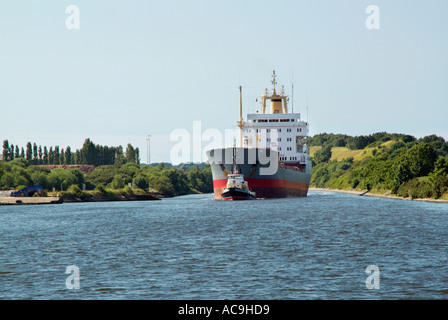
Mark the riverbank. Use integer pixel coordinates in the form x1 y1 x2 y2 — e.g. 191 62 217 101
59 192 161 203
309 187 448 204
0 196 62 205
0 191 162 205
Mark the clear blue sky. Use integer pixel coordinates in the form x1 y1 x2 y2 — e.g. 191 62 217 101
1 0 447 163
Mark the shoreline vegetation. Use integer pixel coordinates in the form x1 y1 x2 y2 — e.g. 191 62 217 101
308 132 448 203
2 132 448 205
1 138 213 205
308 187 448 204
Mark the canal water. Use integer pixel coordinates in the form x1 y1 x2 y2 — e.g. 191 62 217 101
1 190 447 299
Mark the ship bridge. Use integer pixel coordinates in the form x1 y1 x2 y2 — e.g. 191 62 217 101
238 71 310 164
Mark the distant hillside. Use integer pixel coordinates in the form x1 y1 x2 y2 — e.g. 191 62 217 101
309 132 448 200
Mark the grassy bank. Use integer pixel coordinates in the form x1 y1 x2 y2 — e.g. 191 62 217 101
309 187 448 203
54 185 161 203
309 133 448 202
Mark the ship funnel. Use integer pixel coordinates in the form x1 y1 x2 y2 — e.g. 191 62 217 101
270 99 283 114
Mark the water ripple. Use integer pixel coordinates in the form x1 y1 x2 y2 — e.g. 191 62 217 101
1 191 448 299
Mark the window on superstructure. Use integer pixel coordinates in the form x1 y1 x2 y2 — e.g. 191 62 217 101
267 129 270 132
277 138 281 142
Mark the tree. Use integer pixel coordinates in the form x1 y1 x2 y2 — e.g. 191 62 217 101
47 168 77 191
38 146 43 164
26 142 32 162
31 171 50 190
10 144 15 160
65 146 72 165
133 174 149 190
126 143 136 164
313 146 332 165
111 174 125 189
33 143 38 164
60 148 65 165
82 139 96 165
43 146 49 165
49 147 54 165
2 140 10 161
15 145 20 159
54 146 60 165
135 147 140 165
389 143 438 193
115 146 125 165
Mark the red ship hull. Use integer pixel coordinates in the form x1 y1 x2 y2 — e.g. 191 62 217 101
213 178 309 199
206 147 312 200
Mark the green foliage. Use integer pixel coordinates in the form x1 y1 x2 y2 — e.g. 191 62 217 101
308 132 420 151
133 174 149 190
309 135 447 200
388 143 438 193
186 164 213 193
397 175 448 199
47 168 78 191
1 138 139 166
110 174 126 189
432 156 448 176
67 184 84 198
31 171 50 190
312 146 332 165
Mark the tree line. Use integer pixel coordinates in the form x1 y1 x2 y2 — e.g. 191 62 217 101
310 133 448 200
308 132 424 150
0 158 213 197
2 138 140 166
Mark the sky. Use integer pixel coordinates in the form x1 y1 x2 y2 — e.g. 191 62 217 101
1 0 447 164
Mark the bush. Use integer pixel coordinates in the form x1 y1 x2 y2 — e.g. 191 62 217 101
133 174 149 190
95 184 106 194
67 184 83 198
313 146 332 165
351 178 360 189
110 174 125 189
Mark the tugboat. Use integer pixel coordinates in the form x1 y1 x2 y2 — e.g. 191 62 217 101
221 172 256 201
221 147 256 200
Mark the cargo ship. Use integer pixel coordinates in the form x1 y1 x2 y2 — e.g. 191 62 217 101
206 71 312 199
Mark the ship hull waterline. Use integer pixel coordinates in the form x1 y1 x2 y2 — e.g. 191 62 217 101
206 147 312 200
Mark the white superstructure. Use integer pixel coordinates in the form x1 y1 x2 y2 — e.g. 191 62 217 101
238 71 311 164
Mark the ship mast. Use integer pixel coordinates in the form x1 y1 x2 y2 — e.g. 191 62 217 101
261 70 288 114
238 85 243 147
